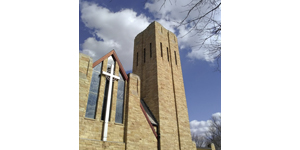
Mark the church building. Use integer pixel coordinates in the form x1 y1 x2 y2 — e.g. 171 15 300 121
79 21 197 150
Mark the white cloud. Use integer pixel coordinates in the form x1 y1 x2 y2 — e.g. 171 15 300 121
212 112 221 118
80 0 221 70
190 112 221 136
145 0 221 62
145 0 199 21
80 1 151 71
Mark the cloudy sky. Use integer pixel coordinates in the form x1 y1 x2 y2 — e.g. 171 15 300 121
3 0 300 149
79 0 221 135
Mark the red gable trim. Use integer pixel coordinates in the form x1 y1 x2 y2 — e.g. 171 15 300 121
140 103 158 139
92 50 128 81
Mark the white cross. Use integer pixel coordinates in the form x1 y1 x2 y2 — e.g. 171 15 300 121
102 64 120 141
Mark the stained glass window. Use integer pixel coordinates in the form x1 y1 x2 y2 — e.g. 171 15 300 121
115 72 125 123
85 62 102 119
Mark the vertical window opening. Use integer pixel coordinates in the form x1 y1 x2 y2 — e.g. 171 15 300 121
150 43 152 58
85 62 102 119
167 47 169 62
144 48 146 63
161 27 163 33
160 42 163 57
174 51 177 65
115 72 125 124
137 52 138 66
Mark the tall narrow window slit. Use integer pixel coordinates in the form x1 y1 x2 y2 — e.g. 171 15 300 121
160 42 163 57
174 51 177 65
150 43 152 58
144 48 146 63
137 52 138 66
167 47 169 62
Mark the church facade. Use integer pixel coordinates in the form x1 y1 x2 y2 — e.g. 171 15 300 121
79 21 196 150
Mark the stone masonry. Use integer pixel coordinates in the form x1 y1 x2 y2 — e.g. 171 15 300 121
125 73 157 149
79 21 196 150
79 52 158 150
132 21 196 150
79 53 126 149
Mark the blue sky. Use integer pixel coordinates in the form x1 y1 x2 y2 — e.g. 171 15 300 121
3 0 300 149
79 0 221 135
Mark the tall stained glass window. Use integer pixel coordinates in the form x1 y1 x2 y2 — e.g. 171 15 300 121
85 62 102 119
101 56 115 121
115 72 125 123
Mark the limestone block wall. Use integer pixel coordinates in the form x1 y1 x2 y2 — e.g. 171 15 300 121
155 22 184 150
133 23 160 122
79 140 125 150
133 22 180 150
196 143 216 150
79 53 127 150
125 73 157 150
167 28 196 150
132 22 196 150
79 53 94 119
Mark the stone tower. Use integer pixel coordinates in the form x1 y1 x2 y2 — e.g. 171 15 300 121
132 21 195 150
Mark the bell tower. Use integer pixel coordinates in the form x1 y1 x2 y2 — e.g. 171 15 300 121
132 21 196 150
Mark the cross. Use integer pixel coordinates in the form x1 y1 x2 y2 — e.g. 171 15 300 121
102 64 120 141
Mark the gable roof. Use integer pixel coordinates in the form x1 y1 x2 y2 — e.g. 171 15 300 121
92 50 128 81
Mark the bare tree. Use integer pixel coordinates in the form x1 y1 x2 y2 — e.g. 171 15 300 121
160 0 221 71
192 133 207 148
205 115 221 150
191 115 221 149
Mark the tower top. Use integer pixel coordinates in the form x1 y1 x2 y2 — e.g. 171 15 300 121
134 21 177 43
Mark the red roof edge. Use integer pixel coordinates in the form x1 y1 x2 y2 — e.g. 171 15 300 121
92 50 128 81
140 102 158 139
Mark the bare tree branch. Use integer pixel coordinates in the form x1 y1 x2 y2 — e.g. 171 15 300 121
192 115 221 149
181 2 221 26
159 0 221 71
205 115 221 150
